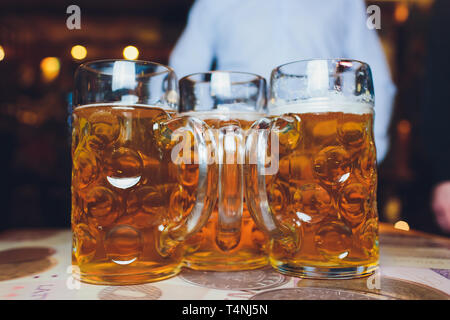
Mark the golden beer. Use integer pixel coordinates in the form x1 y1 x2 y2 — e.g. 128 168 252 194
246 102 379 278
71 104 212 284
183 112 269 271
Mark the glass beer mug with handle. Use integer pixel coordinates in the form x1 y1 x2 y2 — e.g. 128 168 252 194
71 60 217 284
245 59 379 279
179 71 269 271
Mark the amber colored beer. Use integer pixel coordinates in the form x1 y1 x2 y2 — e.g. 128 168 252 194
183 112 269 271
71 104 200 284
248 103 379 278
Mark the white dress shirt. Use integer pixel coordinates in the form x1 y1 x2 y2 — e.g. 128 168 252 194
169 0 396 162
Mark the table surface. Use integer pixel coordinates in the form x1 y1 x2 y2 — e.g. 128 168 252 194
0 223 449 300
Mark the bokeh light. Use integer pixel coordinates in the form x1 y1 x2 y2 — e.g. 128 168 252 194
0 45 5 61
40 57 60 82
395 3 409 23
394 220 410 231
123 46 139 60
71 45 87 60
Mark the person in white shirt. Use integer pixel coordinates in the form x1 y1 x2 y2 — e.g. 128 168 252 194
169 0 396 163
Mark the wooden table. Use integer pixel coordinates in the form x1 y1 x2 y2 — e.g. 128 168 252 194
0 224 449 300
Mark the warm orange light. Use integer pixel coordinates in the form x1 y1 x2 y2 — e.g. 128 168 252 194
40 57 60 82
0 46 4 61
123 46 139 60
395 4 409 23
18 110 39 125
71 45 87 60
394 220 410 231
397 119 411 136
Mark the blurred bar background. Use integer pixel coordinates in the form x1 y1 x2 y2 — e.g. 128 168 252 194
0 0 445 235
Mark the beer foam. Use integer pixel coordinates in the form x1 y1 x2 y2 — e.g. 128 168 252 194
269 101 373 116
74 102 176 111
180 110 265 122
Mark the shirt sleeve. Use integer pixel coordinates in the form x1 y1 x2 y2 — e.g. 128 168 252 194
169 0 216 79
343 0 397 163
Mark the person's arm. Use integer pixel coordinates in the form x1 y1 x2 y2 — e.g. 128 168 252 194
343 0 396 163
169 0 216 78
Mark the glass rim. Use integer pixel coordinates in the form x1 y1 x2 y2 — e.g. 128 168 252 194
272 58 371 76
76 59 175 78
179 70 267 85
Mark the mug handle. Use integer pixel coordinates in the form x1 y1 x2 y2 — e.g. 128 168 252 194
157 116 218 256
244 117 298 251
216 124 244 251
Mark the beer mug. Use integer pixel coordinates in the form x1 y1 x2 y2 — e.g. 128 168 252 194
179 71 269 271
71 60 217 284
245 59 379 279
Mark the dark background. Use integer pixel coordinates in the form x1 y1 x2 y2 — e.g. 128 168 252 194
0 0 447 236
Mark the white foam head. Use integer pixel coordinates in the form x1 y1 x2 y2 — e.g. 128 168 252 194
180 110 265 121
74 102 176 111
269 101 373 116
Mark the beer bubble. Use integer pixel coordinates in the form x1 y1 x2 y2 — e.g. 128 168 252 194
73 148 99 189
313 146 351 184
290 183 331 224
105 225 142 265
83 187 120 227
87 110 120 150
337 121 365 149
315 221 352 261
105 147 143 189
339 183 368 227
73 223 97 264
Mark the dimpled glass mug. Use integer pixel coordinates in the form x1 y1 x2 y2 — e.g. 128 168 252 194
71 60 217 285
245 59 379 279
178 71 269 271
